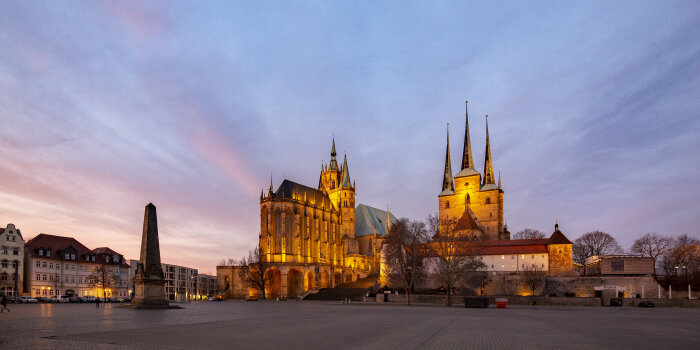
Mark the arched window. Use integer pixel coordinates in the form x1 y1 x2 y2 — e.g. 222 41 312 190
445 201 450 208
485 197 491 204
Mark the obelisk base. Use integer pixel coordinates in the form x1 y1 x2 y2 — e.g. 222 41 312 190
126 276 177 309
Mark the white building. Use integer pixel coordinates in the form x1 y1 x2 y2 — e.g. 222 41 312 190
0 224 25 296
24 234 129 298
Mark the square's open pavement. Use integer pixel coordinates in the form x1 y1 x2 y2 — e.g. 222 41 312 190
0 300 698 350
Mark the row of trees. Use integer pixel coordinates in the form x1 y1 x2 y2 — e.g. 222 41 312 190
514 227 700 276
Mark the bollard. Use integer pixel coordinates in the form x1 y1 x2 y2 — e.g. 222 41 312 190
669 285 672 299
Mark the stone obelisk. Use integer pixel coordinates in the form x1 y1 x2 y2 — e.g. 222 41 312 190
130 203 169 308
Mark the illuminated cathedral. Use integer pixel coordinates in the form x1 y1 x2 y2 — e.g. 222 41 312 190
256 140 396 298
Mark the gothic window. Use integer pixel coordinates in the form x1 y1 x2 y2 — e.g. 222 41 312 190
445 201 450 208
485 197 491 204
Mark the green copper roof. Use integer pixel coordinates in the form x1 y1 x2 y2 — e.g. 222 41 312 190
354 204 398 237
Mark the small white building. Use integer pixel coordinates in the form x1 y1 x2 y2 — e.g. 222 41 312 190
0 224 25 296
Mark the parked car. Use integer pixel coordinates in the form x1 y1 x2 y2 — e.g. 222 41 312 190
19 296 38 303
83 296 97 303
49 295 70 303
114 298 126 303
68 297 78 303
638 301 655 308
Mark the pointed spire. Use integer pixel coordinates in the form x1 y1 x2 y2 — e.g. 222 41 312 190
341 153 351 187
555 219 559 231
386 204 391 234
482 115 495 185
441 123 455 193
461 100 474 170
269 174 274 196
498 168 502 189
329 138 338 170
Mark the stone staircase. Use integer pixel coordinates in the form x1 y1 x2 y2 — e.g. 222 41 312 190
303 274 378 301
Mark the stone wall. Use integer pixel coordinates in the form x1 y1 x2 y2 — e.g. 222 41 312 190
545 276 663 298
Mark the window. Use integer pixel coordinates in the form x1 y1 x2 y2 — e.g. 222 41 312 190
42 261 47 268
42 275 47 281
70 254 75 260
486 197 491 204
49 263 53 269
611 259 625 272
531 255 534 260
46 250 50 257
11 261 17 268
65 253 69 259
1 246 7 254
445 201 450 208
71 276 75 283
1 260 6 268
56 264 60 270
91 256 95 262
521 255 525 259
39 249 44 256
36 274 40 280
36 261 40 267
501 255 505 260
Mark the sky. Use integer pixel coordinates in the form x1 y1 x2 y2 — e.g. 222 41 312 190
1 1 699 273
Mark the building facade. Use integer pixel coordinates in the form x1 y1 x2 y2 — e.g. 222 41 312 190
0 224 25 296
128 260 215 301
251 139 397 299
583 255 655 276
24 234 129 298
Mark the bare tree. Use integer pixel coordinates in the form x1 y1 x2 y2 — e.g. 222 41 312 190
572 231 623 264
630 233 673 273
237 245 272 299
427 214 486 306
659 235 700 276
521 264 547 296
90 265 115 298
512 228 546 240
218 258 237 266
51 273 63 296
384 218 429 305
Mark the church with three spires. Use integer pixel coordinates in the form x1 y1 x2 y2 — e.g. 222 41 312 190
438 101 508 240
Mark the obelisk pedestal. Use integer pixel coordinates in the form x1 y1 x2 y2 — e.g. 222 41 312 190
129 203 171 309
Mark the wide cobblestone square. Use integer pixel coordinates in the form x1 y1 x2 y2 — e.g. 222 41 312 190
1 301 698 349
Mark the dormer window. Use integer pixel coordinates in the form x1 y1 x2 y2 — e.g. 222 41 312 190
39 249 44 256
91 256 95 261
106 256 111 262
46 250 51 257
65 253 70 259
70 253 75 260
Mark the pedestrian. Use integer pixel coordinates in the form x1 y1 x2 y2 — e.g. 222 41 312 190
1 295 9 312
95 296 100 308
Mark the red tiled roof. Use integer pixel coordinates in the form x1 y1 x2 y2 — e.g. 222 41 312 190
92 247 119 255
480 245 548 255
25 234 129 267
454 210 482 231
25 234 92 258
549 230 573 244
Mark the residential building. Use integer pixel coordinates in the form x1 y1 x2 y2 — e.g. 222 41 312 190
197 274 217 299
24 234 129 298
1 223 25 296
128 260 212 301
